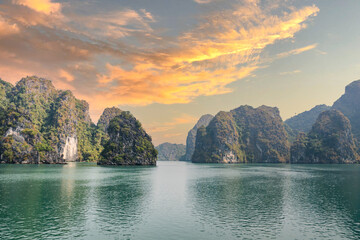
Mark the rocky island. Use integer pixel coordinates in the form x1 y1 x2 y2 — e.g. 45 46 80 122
183 114 214 161
290 110 360 163
98 111 157 165
192 105 290 163
2 76 360 165
156 143 186 161
188 80 360 164
332 80 360 140
285 104 331 133
0 76 157 165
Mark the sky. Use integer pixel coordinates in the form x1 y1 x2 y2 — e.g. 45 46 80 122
0 0 360 145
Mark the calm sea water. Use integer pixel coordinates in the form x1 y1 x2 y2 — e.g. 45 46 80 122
1 162 360 240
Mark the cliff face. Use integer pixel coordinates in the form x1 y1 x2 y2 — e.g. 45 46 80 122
97 107 123 132
333 80 360 140
192 105 290 163
290 110 360 164
0 76 97 163
184 114 213 161
285 104 331 133
50 90 94 162
156 143 186 161
98 111 157 165
0 77 157 165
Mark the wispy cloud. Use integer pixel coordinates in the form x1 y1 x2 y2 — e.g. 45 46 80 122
0 0 319 122
145 114 197 133
12 0 61 15
0 15 19 36
194 0 212 4
277 44 318 58
280 70 301 76
59 69 74 82
95 3 319 111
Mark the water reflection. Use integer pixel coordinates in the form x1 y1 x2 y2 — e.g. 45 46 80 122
1 163 360 240
87 167 152 239
279 165 360 239
189 165 286 239
0 164 151 240
0 164 89 239
189 164 360 239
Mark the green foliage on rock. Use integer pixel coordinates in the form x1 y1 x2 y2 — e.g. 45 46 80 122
0 79 13 108
97 107 123 132
98 111 157 165
333 80 360 140
290 110 360 163
285 104 331 133
0 76 100 163
192 105 290 163
184 114 214 161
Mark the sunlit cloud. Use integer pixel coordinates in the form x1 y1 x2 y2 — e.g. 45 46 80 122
93 3 319 111
80 9 156 39
0 16 19 36
0 0 319 123
277 43 318 58
59 69 74 82
167 114 198 126
162 132 183 138
194 0 212 4
12 0 61 15
280 70 301 76
144 114 197 133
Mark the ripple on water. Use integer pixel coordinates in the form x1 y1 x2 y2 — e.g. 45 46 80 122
1 162 360 239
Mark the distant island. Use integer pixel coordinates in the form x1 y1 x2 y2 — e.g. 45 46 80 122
156 143 186 161
184 80 360 164
2 76 360 165
0 76 157 165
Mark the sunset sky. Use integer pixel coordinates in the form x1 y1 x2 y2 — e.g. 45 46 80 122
1 0 360 145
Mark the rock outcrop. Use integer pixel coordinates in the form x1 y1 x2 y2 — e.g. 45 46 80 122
192 105 290 163
0 76 99 163
156 143 186 161
184 114 213 161
333 80 360 140
98 111 157 165
285 104 331 133
290 110 360 164
0 76 157 165
97 107 123 132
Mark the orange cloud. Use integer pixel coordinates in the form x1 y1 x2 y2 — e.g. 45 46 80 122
280 70 301 76
13 0 61 15
0 0 320 126
145 114 197 130
93 4 319 109
194 0 212 4
162 132 183 138
59 69 74 82
142 114 197 143
167 114 198 126
277 43 318 58
0 16 19 36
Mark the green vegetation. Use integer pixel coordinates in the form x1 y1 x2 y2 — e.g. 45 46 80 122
0 77 148 164
98 111 157 165
192 106 290 163
290 110 360 163
0 79 12 108
333 80 360 140
184 114 214 161
285 104 330 133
